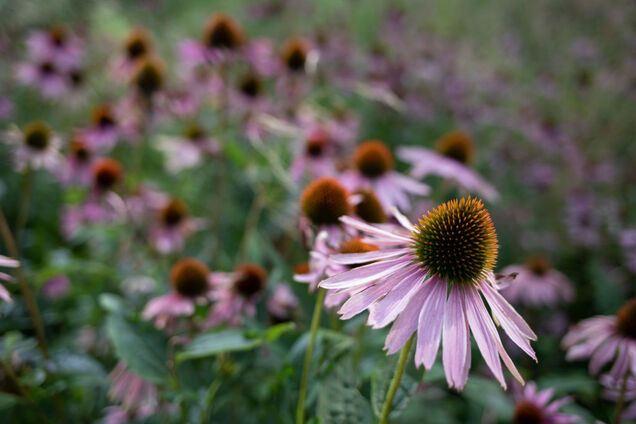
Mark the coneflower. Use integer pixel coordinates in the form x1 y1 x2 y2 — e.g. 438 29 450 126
4 121 61 172
397 131 498 201
341 140 429 212
320 197 536 391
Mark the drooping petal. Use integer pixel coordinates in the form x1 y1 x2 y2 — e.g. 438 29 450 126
443 285 471 389
415 277 446 369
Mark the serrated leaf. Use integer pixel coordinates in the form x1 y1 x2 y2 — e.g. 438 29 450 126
371 358 417 419
317 362 372 424
105 315 169 383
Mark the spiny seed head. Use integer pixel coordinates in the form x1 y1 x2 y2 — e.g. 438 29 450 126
436 131 475 165
170 258 209 298
525 255 551 277
354 140 394 178
616 299 636 340
125 28 152 61
294 262 310 275
69 135 91 162
184 122 205 141
305 129 330 158
281 38 309 73
413 197 498 285
203 14 244 50
93 158 123 191
23 121 51 151
354 189 387 223
238 72 262 99
300 177 351 226
160 199 188 227
91 104 116 129
48 26 67 47
513 401 544 424
132 57 164 97
234 264 267 298
339 238 378 254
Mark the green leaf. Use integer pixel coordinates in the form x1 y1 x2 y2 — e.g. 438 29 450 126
177 329 262 362
370 357 417 419
105 315 169 383
0 392 18 410
463 377 513 417
177 324 295 362
98 293 126 314
317 362 373 424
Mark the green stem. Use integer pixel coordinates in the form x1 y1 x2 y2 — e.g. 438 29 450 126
0 208 48 358
614 373 629 424
295 288 326 424
15 166 33 245
379 336 414 424
199 376 222 424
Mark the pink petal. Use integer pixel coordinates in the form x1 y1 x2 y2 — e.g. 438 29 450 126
414 277 446 369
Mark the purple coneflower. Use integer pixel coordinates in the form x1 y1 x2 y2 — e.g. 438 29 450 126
179 13 245 69
319 197 537 390
107 361 158 422
83 103 121 151
0 255 19 303
143 258 212 329
290 128 337 182
601 374 636 422
299 176 354 245
512 381 579 424
206 264 268 327
500 255 574 307
4 121 61 172
156 122 220 174
57 134 95 186
25 26 83 71
149 198 201 254
112 27 153 80
267 283 299 324
16 58 70 99
563 298 636 379
340 140 429 212
397 131 498 201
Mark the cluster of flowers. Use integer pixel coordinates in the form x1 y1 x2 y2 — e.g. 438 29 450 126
1 8 635 424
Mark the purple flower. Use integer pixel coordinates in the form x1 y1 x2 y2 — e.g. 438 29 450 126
3 121 61 172
563 299 636 380
41 274 70 299
142 258 213 329
0 255 19 303
148 198 202 254
397 131 498 201
155 123 220 174
319 197 536 390
340 140 429 212
512 381 580 423
206 264 268 328
500 256 574 307
107 361 157 420
267 283 299 323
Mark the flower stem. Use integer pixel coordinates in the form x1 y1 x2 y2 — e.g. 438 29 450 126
379 336 414 424
614 373 629 424
295 287 326 424
0 208 48 358
15 166 33 245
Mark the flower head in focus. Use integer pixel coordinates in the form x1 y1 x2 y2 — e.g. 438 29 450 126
319 197 537 389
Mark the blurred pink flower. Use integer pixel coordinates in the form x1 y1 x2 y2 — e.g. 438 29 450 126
563 299 636 380
512 381 579 423
25 27 83 71
267 283 299 323
0 255 18 303
3 122 61 172
57 134 95 186
319 198 536 390
155 123 220 174
143 258 213 329
500 256 574 307
206 264 268 327
148 198 202 254
397 131 498 202
41 274 70 300
289 127 337 182
340 140 429 212
601 374 636 421
107 361 157 420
